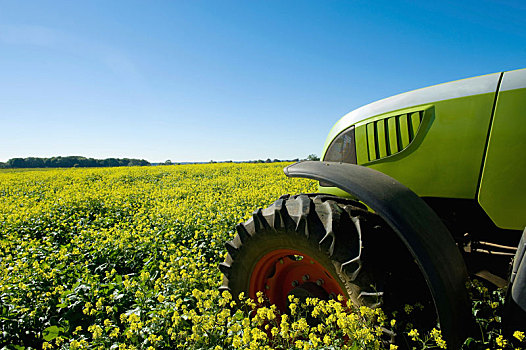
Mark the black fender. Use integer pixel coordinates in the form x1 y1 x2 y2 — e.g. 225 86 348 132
284 161 472 349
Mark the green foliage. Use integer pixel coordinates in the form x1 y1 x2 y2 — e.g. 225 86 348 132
0 164 315 349
461 280 525 349
3 156 150 168
306 154 320 161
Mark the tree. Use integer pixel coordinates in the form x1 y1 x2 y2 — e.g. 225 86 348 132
306 154 320 161
7 158 26 168
164 160 173 165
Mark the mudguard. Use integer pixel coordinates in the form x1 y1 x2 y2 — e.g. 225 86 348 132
284 161 472 349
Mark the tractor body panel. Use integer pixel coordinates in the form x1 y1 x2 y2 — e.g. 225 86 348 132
478 69 526 229
320 69 526 230
354 94 495 199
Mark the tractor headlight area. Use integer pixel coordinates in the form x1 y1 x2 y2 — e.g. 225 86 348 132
322 126 357 164
320 126 357 188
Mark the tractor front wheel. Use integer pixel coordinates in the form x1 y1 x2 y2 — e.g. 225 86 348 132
219 194 391 311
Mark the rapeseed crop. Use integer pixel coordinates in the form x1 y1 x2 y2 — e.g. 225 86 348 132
0 164 518 349
0 163 311 349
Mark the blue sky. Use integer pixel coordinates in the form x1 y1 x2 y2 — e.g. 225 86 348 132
1 0 525 163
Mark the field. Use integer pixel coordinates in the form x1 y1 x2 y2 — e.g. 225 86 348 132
0 164 521 349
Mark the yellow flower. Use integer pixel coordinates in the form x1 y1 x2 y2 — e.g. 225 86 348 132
323 334 331 345
289 303 297 315
222 290 232 300
514 331 525 342
109 327 120 338
271 327 278 336
430 328 447 349
496 335 507 347
232 335 242 347
256 291 264 304
408 328 419 341
88 324 103 340
73 326 82 335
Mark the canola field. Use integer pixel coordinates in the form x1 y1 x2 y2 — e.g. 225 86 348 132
2 163 502 350
1 163 394 350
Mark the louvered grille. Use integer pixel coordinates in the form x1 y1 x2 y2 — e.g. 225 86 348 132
366 111 423 161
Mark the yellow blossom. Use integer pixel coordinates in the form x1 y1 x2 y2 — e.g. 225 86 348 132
514 331 525 342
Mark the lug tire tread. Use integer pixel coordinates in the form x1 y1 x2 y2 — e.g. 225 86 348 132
219 193 390 308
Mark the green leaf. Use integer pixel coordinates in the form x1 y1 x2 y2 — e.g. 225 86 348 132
463 337 474 346
43 325 63 341
233 309 244 321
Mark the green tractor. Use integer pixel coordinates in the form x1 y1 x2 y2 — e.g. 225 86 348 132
220 68 526 348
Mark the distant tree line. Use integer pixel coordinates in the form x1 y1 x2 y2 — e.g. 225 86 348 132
245 154 318 163
161 158 307 165
205 158 300 165
247 158 300 164
0 156 150 169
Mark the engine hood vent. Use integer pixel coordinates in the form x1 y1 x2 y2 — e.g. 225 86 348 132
366 111 423 161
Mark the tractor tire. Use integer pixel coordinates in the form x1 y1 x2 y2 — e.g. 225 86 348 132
219 193 406 311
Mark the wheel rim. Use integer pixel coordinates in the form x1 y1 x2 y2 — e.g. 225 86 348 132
249 249 346 311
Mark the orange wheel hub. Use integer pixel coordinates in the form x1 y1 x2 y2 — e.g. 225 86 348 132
249 249 346 311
